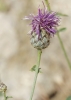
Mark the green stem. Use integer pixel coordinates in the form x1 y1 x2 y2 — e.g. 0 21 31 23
29 50 42 100
45 0 51 11
57 32 71 69
44 0 71 69
4 91 7 100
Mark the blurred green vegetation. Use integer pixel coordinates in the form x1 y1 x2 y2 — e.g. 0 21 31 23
67 96 71 100
0 91 3 97
0 0 9 11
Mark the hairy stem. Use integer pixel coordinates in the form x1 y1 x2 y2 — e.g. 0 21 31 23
29 50 42 100
44 0 71 69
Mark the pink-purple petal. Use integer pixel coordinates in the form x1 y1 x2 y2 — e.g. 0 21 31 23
26 7 59 37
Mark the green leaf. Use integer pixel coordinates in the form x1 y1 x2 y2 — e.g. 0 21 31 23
57 12 68 17
38 68 42 73
67 96 71 100
30 65 42 73
57 28 66 33
6 96 13 100
30 65 36 71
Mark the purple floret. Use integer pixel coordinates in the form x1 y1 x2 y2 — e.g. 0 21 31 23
26 8 59 37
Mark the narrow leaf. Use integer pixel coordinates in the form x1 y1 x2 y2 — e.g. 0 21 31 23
57 12 68 17
30 65 36 71
38 68 42 73
6 96 13 100
30 65 42 73
57 28 66 33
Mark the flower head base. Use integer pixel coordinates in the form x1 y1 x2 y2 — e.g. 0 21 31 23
25 6 59 49
30 29 50 49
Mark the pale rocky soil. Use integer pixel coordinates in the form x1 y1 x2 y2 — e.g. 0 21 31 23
0 0 71 100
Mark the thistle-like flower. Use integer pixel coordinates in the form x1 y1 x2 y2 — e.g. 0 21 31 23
25 6 59 49
0 82 7 92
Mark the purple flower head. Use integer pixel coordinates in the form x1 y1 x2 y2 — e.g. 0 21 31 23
25 7 59 38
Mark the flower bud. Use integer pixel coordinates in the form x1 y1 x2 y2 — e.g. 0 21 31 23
30 30 50 49
25 4 59 49
0 82 7 92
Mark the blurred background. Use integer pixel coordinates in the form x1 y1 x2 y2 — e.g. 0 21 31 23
0 0 71 100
